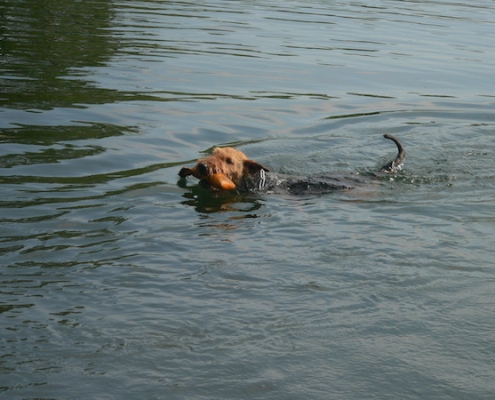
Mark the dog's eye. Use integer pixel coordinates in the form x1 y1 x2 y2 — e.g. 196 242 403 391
225 157 233 165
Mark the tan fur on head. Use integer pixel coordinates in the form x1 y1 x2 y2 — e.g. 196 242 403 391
178 147 269 190
200 147 248 185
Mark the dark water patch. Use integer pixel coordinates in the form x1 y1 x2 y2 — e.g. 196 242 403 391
0 0 118 110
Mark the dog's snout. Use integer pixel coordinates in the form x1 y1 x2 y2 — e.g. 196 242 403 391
198 162 209 176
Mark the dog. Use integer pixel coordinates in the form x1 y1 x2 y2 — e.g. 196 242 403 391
178 134 405 194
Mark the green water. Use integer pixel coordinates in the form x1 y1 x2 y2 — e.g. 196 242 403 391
2 1 495 398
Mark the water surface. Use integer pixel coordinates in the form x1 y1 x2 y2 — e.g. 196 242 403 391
2 1 495 398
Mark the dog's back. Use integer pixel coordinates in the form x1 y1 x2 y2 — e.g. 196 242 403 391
238 134 406 194
239 170 367 194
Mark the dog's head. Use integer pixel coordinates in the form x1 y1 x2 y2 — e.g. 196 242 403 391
179 147 269 191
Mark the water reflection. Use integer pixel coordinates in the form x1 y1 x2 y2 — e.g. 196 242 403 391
179 182 264 214
1 0 116 110
0 124 138 172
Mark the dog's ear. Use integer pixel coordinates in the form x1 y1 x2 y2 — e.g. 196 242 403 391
244 159 269 175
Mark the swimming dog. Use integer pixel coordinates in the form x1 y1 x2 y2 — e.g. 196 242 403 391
179 134 405 194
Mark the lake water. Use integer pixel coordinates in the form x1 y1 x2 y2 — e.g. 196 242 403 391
2 0 495 398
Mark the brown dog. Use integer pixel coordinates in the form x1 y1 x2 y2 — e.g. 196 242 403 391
179 134 405 193
179 147 269 191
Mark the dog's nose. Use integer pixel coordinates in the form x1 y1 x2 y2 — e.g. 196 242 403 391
198 162 209 176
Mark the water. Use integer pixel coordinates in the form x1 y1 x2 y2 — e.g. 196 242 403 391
2 0 495 398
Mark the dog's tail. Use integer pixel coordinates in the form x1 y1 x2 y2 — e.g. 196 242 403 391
381 134 406 173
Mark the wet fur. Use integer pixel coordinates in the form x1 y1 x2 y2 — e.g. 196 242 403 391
179 134 406 192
